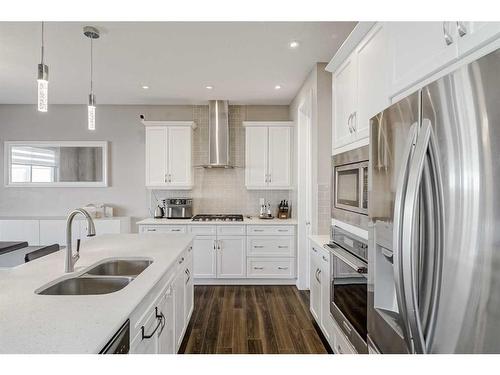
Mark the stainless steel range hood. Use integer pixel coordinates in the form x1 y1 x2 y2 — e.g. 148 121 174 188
202 100 233 168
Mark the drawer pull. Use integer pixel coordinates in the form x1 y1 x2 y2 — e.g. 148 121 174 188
277 229 288 232
171 229 181 232
278 246 288 249
147 229 156 232
253 229 265 232
277 266 288 270
254 245 265 248
342 320 352 334
253 266 264 270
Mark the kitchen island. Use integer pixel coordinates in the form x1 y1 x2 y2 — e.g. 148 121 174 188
0 233 194 354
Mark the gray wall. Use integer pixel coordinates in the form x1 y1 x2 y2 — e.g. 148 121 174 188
0 104 290 228
289 63 332 235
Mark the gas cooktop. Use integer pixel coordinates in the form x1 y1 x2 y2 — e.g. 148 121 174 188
191 214 244 222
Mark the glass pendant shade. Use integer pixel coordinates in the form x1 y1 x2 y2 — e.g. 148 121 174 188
88 93 96 131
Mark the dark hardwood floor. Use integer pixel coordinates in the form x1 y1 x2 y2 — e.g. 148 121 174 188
178 285 332 354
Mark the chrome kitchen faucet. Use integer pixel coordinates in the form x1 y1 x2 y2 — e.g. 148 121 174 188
65 208 96 272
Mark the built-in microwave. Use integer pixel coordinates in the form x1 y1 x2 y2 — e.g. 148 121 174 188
334 160 368 215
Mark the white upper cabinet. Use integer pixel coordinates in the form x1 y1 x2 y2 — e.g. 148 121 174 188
267 127 292 188
389 22 458 95
332 54 358 150
167 127 192 187
244 122 293 190
389 22 500 96
455 22 500 56
355 23 390 141
143 121 196 189
245 125 268 189
331 23 389 154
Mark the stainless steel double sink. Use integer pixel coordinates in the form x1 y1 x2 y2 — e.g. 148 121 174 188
37 259 153 296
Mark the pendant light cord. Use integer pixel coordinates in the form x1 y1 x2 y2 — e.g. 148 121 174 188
90 37 93 94
40 21 45 64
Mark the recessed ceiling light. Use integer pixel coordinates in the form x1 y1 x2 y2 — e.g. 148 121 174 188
289 41 299 49
206 85 214 90
142 85 149 90
275 85 282 90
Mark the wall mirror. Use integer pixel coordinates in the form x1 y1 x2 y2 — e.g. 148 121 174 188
4 141 108 187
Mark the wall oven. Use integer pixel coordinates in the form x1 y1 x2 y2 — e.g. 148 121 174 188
325 226 368 353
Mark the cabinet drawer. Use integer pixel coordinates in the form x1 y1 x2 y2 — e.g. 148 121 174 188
247 225 295 235
332 320 357 354
246 258 295 278
217 225 245 236
190 225 216 235
247 236 295 257
140 225 187 234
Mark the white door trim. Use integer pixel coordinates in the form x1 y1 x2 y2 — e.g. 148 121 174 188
296 90 314 290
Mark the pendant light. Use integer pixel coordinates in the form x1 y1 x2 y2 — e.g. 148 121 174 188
83 26 100 131
37 22 49 112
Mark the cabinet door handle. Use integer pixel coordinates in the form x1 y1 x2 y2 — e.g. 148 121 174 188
217 240 221 250
443 22 454 45
277 266 288 270
185 268 191 284
322 255 328 262
268 174 271 183
188 246 192 252
253 266 264 270
351 111 357 132
312 247 318 253
213 240 217 251
164 174 168 183
457 21 467 37
315 268 321 283
141 309 163 340
337 344 343 354
178 256 185 264
347 113 353 133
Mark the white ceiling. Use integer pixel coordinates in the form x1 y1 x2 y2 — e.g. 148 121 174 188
0 22 356 105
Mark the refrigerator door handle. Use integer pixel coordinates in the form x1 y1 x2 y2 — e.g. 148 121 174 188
392 122 418 353
401 119 444 354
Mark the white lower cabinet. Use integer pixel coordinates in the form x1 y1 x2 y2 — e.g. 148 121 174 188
192 236 217 278
140 225 187 234
139 223 297 282
246 258 295 278
309 247 322 323
310 243 356 354
217 236 246 278
130 245 193 354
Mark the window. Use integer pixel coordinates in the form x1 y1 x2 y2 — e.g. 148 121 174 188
10 146 57 183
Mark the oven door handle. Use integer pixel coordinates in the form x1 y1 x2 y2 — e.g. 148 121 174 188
326 245 367 274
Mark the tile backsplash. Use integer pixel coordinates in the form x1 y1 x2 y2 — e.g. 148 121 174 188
150 105 293 216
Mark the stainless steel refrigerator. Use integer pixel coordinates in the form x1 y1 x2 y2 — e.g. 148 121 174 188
368 47 500 353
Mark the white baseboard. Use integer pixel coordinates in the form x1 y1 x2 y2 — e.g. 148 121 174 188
194 278 297 285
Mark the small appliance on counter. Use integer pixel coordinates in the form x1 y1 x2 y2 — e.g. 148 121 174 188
164 198 193 219
154 205 164 219
259 202 274 219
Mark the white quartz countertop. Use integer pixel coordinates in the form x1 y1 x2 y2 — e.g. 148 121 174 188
0 233 194 354
136 217 297 225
